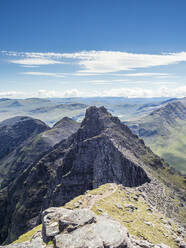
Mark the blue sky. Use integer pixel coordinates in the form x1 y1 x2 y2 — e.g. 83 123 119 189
0 0 186 98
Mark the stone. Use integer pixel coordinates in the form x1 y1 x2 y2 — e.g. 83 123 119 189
132 238 154 247
146 207 153 212
144 221 153 226
115 203 123 210
58 208 96 232
133 195 139 201
155 244 170 248
179 241 186 248
124 204 138 212
42 207 70 242
54 215 132 248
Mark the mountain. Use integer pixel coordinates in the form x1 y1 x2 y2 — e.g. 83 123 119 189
0 117 80 188
0 106 185 245
0 98 88 125
126 101 186 174
0 97 173 125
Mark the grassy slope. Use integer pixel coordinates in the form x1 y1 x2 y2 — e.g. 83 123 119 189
65 184 180 248
146 120 186 174
12 183 185 247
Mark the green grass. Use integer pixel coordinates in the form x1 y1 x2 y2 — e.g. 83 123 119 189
13 225 42 244
65 184 179 248
146 120 186 174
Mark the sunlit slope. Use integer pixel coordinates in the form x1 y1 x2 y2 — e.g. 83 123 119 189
127 101 186 174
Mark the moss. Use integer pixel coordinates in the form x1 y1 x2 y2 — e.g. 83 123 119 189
13 224 42 244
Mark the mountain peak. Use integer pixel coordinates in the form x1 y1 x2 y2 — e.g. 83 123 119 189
53 116 79 128
79 106 122 138
82 106 111 123
150 101 186 121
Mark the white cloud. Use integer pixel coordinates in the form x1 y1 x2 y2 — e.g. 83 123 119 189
0 91 30 98
0 89 81 99
0 85 185 99
21 65 40 68
3 50 186 73
21 71 65 77
101 86 186 98
9 58 64 66
89 79 129 84
123 73 169 77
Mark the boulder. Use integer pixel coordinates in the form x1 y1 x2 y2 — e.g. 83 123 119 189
43 207 132 248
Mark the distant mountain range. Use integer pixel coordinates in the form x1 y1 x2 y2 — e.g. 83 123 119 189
126 98 186 174
0 97 175 125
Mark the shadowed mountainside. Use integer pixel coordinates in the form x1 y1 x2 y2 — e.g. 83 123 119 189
0 116 80 188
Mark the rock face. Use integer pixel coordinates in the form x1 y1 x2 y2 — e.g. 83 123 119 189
0 106 170 244
0 207 171 248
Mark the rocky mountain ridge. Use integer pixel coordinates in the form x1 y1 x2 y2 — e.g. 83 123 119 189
0 106 185 245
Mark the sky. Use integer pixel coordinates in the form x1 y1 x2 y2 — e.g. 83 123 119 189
0 0 186 98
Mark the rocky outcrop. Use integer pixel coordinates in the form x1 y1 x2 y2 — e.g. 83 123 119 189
42 207 132 248
0 207 173 248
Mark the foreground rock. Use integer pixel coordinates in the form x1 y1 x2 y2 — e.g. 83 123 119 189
0 207 172 248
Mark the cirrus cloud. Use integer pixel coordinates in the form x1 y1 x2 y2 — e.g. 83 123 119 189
9 58 63 66
3 50 186 73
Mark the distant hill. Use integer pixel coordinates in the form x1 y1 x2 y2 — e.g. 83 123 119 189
0 116 80 188
0 98 88 125
126 101 186 174
0 97 173 125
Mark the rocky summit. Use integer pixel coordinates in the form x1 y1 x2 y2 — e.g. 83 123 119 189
0 106 185 246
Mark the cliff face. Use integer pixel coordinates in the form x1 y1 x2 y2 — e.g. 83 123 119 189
0 106 183 244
